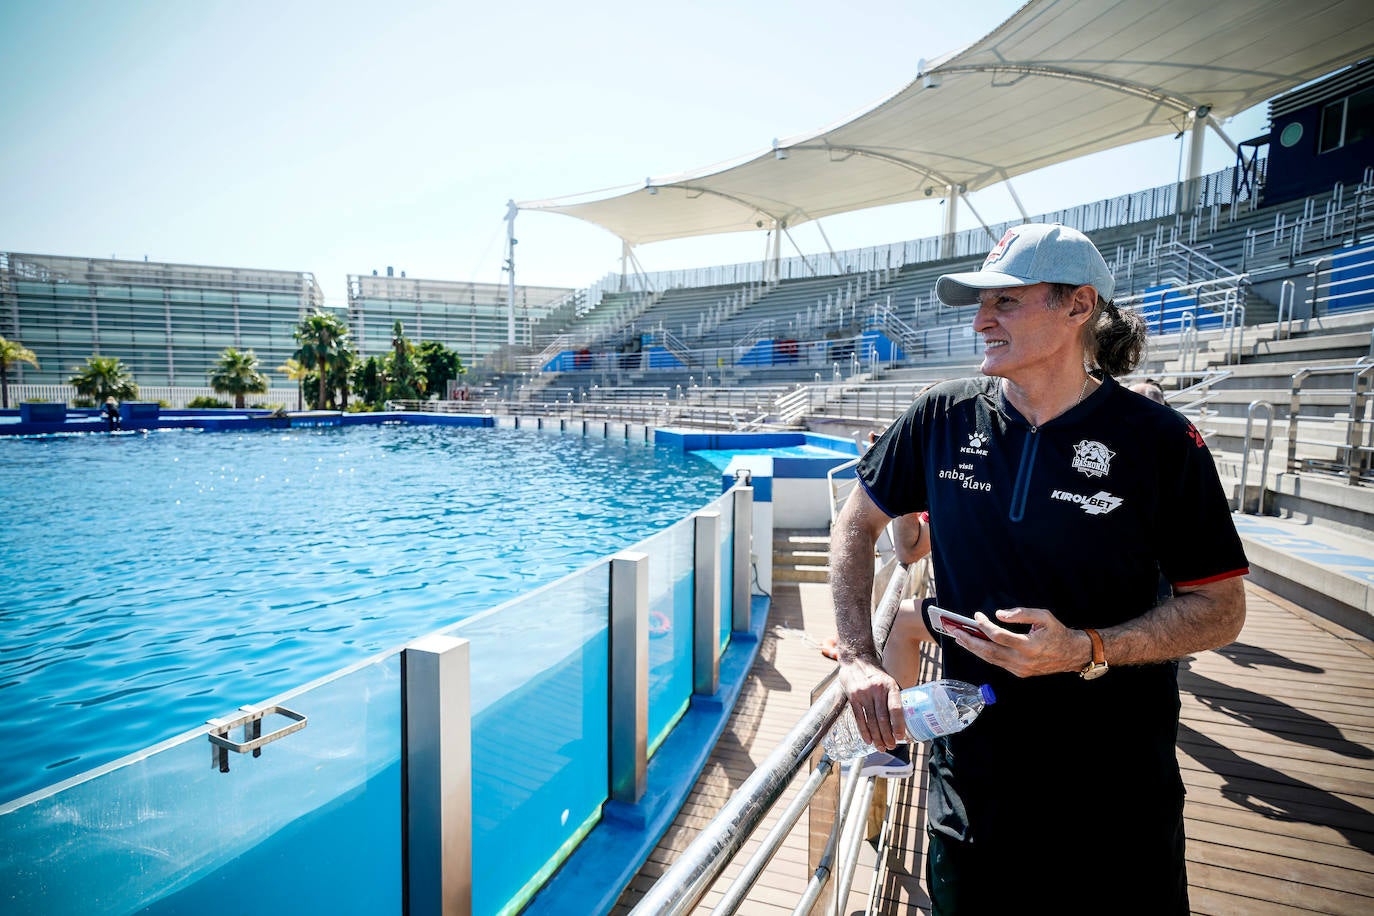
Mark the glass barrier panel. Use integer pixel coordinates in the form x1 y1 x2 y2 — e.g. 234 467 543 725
715 489 735 652
0 651 402 916
638 516 695 752
447 559 611 916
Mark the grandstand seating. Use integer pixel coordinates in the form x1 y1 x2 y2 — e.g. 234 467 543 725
523 171 1370 395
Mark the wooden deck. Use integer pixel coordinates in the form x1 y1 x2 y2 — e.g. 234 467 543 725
614 580 1374 915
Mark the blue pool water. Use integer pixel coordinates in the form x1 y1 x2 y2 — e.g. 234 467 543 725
0 424 718 804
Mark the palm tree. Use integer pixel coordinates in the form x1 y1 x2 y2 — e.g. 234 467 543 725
384 320 425 402
69 356 138 404
292 309 349 410
0 335 40 409
208 347 269 408
278 357 308 411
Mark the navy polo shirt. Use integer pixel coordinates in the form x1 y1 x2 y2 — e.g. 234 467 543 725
857 374 1248 858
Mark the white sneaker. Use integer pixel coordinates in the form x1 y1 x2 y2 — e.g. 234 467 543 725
857 743 913 779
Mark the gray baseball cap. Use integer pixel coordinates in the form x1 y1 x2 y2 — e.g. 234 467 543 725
935 223 1115 307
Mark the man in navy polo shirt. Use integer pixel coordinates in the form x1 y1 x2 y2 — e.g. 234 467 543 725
830 224 1248 914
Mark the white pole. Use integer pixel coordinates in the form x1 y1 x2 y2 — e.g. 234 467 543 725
504 200 518 346
941 185 959 259
1181 107 1210 215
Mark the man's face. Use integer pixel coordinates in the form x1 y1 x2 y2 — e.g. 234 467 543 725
972 283 1085 382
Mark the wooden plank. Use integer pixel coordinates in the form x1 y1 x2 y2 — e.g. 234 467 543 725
1187 860 1374 914
1188 817 1374 880
1189 884 1324 916
1184 795 1374 858
613 578 1374 915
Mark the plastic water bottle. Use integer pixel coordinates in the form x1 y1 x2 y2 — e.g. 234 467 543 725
823 678 997 761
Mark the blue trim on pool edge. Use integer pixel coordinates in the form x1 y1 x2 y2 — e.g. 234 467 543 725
654 429 859 455
0 409 494 436
525 594 771 916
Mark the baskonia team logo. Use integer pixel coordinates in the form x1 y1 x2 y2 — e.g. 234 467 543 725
1072 440 1115 478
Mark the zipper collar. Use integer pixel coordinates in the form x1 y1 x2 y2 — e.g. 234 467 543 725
992 373 1109 433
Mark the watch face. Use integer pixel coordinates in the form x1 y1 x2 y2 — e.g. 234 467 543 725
1081 664 1108 681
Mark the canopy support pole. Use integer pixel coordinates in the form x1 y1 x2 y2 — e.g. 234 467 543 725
504 200 518 345
1180 107 1211 214
1208 118 1240 156
940 185 959 259
624 244 655 295
958 190 998 243
782 228 819 276
769 221 783 283
813 220 845 275
1003 177 1031 222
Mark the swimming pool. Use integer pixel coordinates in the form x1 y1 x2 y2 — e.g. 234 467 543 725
0 424 719 804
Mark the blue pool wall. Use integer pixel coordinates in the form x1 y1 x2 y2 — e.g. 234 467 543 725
657 428 861 535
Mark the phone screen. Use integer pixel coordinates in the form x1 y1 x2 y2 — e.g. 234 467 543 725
929 606 991 641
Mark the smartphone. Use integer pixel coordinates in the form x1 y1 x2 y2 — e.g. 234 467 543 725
928 605 991 641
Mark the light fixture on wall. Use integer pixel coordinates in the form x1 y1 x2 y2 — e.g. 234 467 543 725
918 58 941 89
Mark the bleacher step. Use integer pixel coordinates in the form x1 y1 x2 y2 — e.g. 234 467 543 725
1233 513 1374 640
774 530 831 583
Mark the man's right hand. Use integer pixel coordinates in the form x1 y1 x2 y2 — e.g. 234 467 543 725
836 656 906 750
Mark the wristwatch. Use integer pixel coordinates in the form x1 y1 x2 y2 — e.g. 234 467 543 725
1080 627 1108 680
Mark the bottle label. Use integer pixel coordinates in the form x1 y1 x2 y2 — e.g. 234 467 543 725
919 709 947 736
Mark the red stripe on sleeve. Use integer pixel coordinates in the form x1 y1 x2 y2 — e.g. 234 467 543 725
1173 568 1250 589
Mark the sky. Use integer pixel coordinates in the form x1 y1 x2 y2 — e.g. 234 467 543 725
0 0 1272 308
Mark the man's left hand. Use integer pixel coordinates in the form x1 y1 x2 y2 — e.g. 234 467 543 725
950 607 1090 677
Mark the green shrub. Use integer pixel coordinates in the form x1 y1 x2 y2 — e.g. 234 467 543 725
72 397 95 408
187 396 231 409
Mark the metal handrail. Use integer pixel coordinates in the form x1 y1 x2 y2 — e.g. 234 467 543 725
1277 279 1297 340
1285 363 1374 484
1238 401 1275 514
1179 312 1199 374
709 758 838 915
627 563 911 915
1223 298 1245 364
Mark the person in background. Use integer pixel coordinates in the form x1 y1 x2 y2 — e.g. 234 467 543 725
101 396 121 431
1130 377 1167 403
829 223 1248 914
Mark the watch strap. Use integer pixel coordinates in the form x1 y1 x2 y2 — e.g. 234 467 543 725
1085 627 1105 666
1080 627 1108 679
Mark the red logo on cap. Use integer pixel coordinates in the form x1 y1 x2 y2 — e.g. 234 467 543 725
983 229 1018 267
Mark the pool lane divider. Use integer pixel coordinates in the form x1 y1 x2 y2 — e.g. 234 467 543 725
524 593 771 916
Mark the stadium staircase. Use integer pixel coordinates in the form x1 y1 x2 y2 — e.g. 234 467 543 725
772 528 833 585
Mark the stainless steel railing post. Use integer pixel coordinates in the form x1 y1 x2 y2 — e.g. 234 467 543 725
609 551 649 804
1239 401 1274 514
627 565 909 916
694 511 722 696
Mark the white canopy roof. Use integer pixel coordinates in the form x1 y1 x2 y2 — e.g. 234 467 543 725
519 0 1374 246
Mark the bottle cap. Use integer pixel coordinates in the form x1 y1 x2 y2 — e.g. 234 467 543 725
980 684 997 705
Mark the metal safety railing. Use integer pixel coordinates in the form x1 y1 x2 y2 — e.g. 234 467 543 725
628 562 912 915
1237 400 1275 514
1286 362 1374 485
